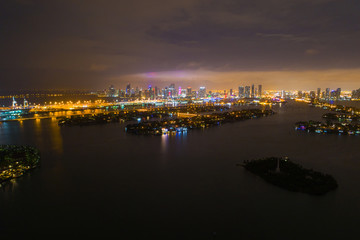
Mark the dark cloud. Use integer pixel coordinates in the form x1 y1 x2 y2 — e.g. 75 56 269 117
1 0 360 90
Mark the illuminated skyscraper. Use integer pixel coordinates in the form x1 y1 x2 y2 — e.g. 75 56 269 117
148 85 155 100
109 85 117 97
281 90 286 99
245 86 250 98
352 88 360 99
126 83 131 96
120 89 125 98
12 96 17 108
325 88 330 100
238 86 244 98
155 86 159 98
310 91 316 99
317 88 321 99
169 83 176 98
336 88 341 100
199 86 206 98
258 85 262 98
24 98 29 108
251 84 255 98
298 91 303 98
187 87 192 96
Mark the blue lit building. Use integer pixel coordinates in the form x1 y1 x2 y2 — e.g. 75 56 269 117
0 109 28 121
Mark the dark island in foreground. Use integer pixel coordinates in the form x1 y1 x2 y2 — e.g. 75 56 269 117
0 145 40 186
241 157 338 195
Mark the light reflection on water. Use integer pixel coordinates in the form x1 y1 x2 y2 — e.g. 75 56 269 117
49 120 63 155
34 118 43 147
161 133 168 153
0 179 18 192
161 131 187 152
0 118 63 154
1 118 64 192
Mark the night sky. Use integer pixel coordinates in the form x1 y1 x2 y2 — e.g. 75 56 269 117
1 0 360 90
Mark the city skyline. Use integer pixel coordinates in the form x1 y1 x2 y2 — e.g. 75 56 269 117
97 83 356 94
1 0 360 90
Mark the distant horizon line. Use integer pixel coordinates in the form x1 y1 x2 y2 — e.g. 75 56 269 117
0 86 358 95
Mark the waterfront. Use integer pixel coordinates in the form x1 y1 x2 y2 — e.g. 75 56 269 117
1 101 360 239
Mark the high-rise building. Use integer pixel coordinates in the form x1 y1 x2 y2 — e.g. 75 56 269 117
191 90 197 98
126 83 131 96
229 89 233 97
336 88 341 100
187 87 192 96
310 91 316 99
352 88 360 99
281 90 286 99
169 83 176 98
321 91 325 99
154 86 159 97
297 91 303 98
245 86 251 98
148 85 155 100
181 88 187 97
325 88 330 100
12 96 17 108
119 89 125 98
330 90 337 99
24 98 29 108
238 86 244 98
251 84 255 98
108 85 117 97
317 88 321 99
199 87 206 98
258 85 262 98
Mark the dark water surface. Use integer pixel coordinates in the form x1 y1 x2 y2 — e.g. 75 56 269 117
1 101 360 239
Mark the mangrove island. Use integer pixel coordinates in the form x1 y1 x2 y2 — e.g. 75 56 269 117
0 145 40 186
241 157 338 195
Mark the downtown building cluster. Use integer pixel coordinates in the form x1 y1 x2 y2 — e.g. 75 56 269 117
238 84 262 98
98 83 264 100
297 87 342 101
98 84 206 100
352 88 360 99
98 84 359 101
294 87 360 101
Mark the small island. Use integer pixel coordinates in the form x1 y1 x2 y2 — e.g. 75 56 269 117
295 121 360 135
0 145 40 186
241 157 338 195
126 109 275 135
57 105 231 127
